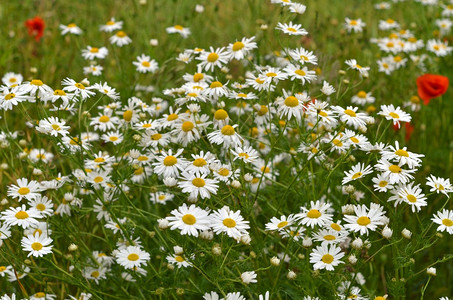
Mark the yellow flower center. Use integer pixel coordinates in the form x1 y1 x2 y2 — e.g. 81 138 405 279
324 235 336 241
284 96 299 107
307 209 321 219
182 121 194 132
379 181 388 187
223 218 237 228
174 25 184 30
389 112 400 119
357 91 367 98
218 168 230 176
134 168 144 175
167 113 178 121
232 41 245 51
109 136 118 141
266 72 277 77
36 203 46 211
295 69 306 76
319 111 328 117
407 194 417 203
193 73 204 82
395 149 409 157
151 133 162 140
221 125 235 136
18 187 30 195
350 20 358 26
0 266 7 272
31 79 44 86
175 255 185 262
31 242 43 251
99 115 110 123
67 23 77 28
331 223 341 231
352 172 362 179
333 139 343 147
4 93 15 100
214 109 228 120
123 110 133 122
127 253 139 261
344 109 356 117
116 31 127 37
90 47 99 53
106 20 115 25
239 152 249 159
287 27 297 32
52 124 61 131
386 18 395 24
442 218 453 227
35 292 46 298
182 214 196 225
321 254 334 264
389 165 402 173
163 156 177 166
94 157 105 163
210 81 223 88
91 271 100 278
207 53 219 63
141 61 151 67
192 178 206 187
350 137 359 143
54 89 66 96
357 216 371 226
277 221 288 228
257 105 268 116
255 78 265 84
15 211 29 219
94 176 104 183
187 92 198 97
137 155 149 161
260 166 270 173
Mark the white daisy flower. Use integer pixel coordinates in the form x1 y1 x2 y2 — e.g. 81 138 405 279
207 124 243 149
115 246 150 269
342 163 373 185
296 200 333 228
133 54 159 73
343 203 386 235
398 182 427 212
378 104 411 129
276 22 308 36
21 233 53 257
210 207 250 240
196 47 229 72
153 149 187 178
309 244 344 271
7 178 41 202
81 46 108 60
178 172 219 199
426 175 453 197
431 209 453 234
166 203 211 237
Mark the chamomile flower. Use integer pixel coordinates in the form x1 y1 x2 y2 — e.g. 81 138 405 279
150 192 174 204
426 175 453 196
59 23 83 35
379 18 400 30
431 209 453 234
210 207 250 240
2 72 23 87
115 246 150 269
166 253 193 268
297 200 333 228
166 203 211 237
426 39 453 57
284 64 317 84
265 214 297 231
36 117 70 137
185 151 216 175
196 47 229 72
288 47 317 65
276 90 305 123
100 18 123 32
172 118 203 146
166 25 191 38
83 64 103 76
345 59 370 77
153 149 187 178
21 233 53 257
178 172 219 199
81 46 108 60
208 124 243 148
342 163 373 185
289 3 307 14
372 173 394 192
7 178 41 202
381 141 424 168
227 36 257 60
351 91 375 105
231 146 259 163
344 203 386 235
399 182 427 212
109 31 132 47
332 106 369 129
276 22 308 36
101 131 123 144
309 244 344 271
28 196 53 217
61 78 95 100
378 104 411 128
91 82 119 100
313 228 348 245
344 18 366 33
133 54 159 73
90 111 119 131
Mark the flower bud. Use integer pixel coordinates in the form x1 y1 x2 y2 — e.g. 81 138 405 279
402 228 412 239
270 256 281 266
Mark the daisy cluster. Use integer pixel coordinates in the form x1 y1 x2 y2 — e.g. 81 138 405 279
1 0 453 299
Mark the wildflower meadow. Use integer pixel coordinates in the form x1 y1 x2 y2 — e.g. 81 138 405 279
1 0 453 299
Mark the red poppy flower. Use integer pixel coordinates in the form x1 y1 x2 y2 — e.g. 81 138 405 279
416 74 449 105
25 16 45 42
